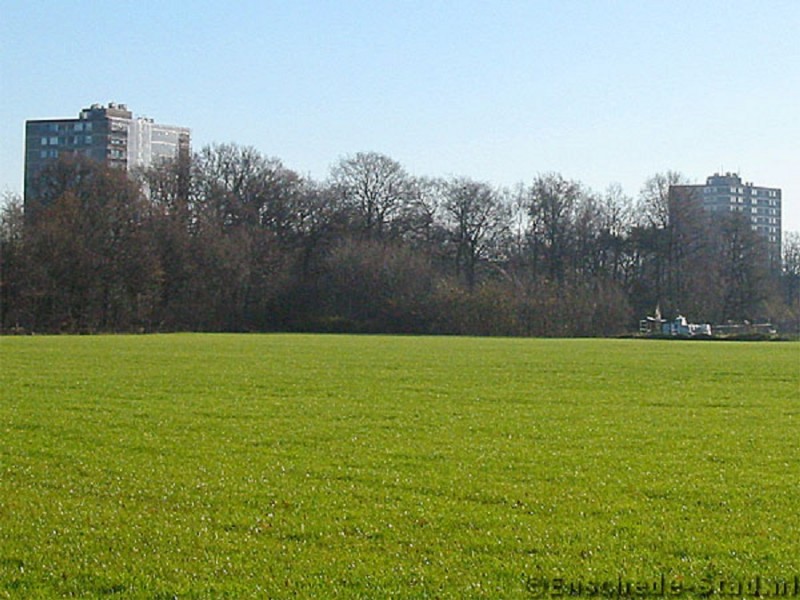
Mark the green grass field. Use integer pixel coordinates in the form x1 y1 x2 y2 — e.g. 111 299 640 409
1 335 798 598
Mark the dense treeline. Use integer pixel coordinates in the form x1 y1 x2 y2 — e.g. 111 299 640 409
2 147 799 335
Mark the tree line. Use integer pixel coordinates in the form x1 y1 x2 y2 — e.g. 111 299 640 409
2 146 799 335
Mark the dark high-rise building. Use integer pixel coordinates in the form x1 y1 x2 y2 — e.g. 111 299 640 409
24 103 190 209
670 172 782 264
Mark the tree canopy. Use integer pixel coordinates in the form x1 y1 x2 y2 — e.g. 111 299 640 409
2 149 797 335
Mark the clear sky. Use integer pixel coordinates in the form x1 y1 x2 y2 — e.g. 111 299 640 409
1 1 798 231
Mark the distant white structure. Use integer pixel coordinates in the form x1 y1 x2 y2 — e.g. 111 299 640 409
640 307 711 337
662 315 711 337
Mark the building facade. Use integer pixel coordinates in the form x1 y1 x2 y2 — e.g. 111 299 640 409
670 172 782 263
24 103 190 209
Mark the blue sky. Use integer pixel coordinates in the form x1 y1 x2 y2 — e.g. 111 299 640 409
2 1 798 231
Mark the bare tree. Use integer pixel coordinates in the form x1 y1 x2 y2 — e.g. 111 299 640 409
193 143 301 233
596 183 635 283
0 193 26 331
715 213 772 322
22 156 159 331
637 171 689 229
443 177 510 290
632 171 712 318
525 173 582 282
779 232 800 333
329 152 414 240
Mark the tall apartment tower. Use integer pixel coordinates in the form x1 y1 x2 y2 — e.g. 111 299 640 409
671 172 782 263
24 103 190 209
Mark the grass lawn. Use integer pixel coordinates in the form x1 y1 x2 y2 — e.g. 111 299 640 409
1 334 798 598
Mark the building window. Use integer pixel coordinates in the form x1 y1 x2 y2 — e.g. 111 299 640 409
40 137 48 145
40 150 47 158
85 135 92 144
49 136 58 145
